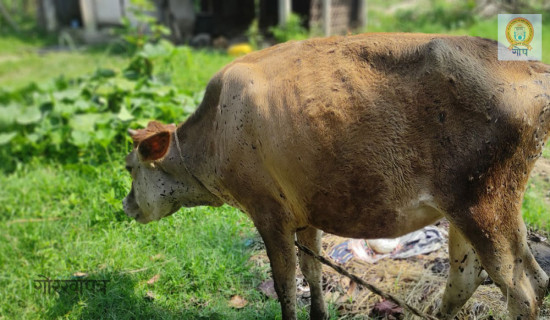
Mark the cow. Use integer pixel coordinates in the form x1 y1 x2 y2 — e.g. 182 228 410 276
122 33 550 319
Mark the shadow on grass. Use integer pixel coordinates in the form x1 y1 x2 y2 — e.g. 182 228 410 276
43 270 282 320
44 272 205 319
45 273 170 319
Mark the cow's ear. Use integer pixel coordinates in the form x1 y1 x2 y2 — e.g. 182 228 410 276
138 131 171 162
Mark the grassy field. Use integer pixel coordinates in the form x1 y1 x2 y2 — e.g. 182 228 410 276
1 1 549 319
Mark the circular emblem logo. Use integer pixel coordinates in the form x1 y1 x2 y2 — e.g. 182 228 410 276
505 17 534 50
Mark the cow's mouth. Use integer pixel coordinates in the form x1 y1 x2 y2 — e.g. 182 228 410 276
167 202 182 216
134 213 151 224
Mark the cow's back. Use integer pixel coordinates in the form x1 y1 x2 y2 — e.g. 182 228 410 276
184 33 550 238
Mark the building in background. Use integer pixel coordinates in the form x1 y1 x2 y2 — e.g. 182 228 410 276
36 0 367 44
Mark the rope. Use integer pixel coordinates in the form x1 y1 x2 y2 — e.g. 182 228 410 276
294 241 438 320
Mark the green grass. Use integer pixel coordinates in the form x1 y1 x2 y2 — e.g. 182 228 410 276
0 159 319 319
0 47 126 90
0 38 322 319
168 47 233 95
0 41 232 94
523 177 550 232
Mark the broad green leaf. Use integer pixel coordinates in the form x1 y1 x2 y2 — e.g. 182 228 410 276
95 112 113 125
136 85 171 98
74 99 92 111
16 107 42 125
155 86 173 97
0 132 16 145
33 92 53 106
55 102 78 115
95 83 116 96
26 132 40 143
95 68 116 78
130 97 147 107
113 78 135 91
117 106 134 122
135 118 152 128
0 104 19 127
35 81 53 92
49 130 63 146
139 40 176 60
70 114 101 132
53 88 81 102
140 43 167 59
95 128 117 147
71 130 91 147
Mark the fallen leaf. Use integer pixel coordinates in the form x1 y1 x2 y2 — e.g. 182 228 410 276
149 253 164 261
346 281 357 296
144 291 155 301
371 300 404 319
73 272 88 278
258 280 278 299
147 274 160 285
228 295 248 309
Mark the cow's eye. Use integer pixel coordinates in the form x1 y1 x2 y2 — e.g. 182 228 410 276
125 166 132 173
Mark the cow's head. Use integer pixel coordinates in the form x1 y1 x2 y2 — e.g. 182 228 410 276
123 121 222 223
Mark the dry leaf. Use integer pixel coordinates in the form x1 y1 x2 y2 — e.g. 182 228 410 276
149 253 164 261
371 300 404 318
346 281 357 296
147 274 160 285
144 291 155 301
73 272 88 278
258 279 278 299
228 295 248 309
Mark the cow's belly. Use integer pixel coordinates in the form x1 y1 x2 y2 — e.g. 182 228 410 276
307 194 444 239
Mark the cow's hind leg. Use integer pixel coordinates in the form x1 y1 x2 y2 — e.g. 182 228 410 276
297 226 328 319
450 209 548 319
476 236 549 319
437 225 488 319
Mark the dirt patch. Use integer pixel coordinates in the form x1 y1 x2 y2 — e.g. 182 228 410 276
248 223 550 319
318 231 509 319
529 238 550 277
531 157 550 179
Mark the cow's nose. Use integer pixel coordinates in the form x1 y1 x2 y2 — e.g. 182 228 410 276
122 197 141 219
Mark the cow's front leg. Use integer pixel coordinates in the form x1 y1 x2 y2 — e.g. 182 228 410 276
256 220 297 320
297 226 328 319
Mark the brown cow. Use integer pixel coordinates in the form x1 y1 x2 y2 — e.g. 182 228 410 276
122 33 550 319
